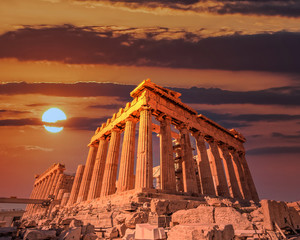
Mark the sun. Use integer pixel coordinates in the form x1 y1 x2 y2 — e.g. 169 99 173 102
42 108 67 133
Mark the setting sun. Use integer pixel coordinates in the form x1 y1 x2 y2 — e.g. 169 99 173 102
42 108 67 133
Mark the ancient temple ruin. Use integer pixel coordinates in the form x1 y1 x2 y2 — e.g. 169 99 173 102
68 79 259 205
23 163 74 217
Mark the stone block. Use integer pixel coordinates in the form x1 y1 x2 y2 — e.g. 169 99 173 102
82 233 98 240
23 229 56 240
122 229 135 240
168 200 187 213
214 207 252 230
172 206 214 225
150 199 169 215
167 224 227 240
105 226 118 239
148 215 171 228
69 219 83 228
59 227 81 240
186 200 202 209
135 223 166 240
125 212 148 229
117 223 127 237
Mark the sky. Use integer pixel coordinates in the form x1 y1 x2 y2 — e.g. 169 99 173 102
0 0 300 206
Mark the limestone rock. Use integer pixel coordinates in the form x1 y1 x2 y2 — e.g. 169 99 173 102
82 233 98 240
125 212 148 229
123 228 135 240
214 207 252 230
288 207 300 229
23 229 56 240
105 226 118 239
168 200 187 213
206 198 225 207
117 223 127 237
172 206 214 225
135 223 166 240
150 199 169 215
69 219 83 228
167 224 232 240
59 227 81 240
186 200 201 209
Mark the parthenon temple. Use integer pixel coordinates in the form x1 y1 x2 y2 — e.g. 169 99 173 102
25 79 259 215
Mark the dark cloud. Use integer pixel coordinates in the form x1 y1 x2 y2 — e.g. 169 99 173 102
0 117 109 131
0 109 30 114
1 25 300 73
271 132 300 141
1 82 300 107
247 146 300 155
83 0 300 17
88 104 124 110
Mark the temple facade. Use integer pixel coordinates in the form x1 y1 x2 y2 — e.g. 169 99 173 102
68 79 259 204
24 163 74 217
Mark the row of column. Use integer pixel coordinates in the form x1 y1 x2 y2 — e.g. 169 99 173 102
68 104 259 205
26 167 64 215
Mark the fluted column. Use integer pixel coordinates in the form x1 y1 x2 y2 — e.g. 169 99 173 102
100 128 121 197
178 125 199 194
218 143 243 199
193 132 216 196
53 173 64 199
135 106 153 190
76 144 98 202
87 138 109 200
159 115 176 191
117 117 137 192
68 165 85 205
49 169 61 196
238 151 260 202
207 138 230 197
44 172 55 198
40 176 51 199
229 149 252 200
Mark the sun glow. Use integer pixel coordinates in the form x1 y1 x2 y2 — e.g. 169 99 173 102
42 108 67 133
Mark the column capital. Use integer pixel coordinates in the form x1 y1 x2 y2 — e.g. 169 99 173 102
191 131 205 139
140 105 152 111
125 115 139 123
204 135 214 143
156 114 172 122
175 122 189 131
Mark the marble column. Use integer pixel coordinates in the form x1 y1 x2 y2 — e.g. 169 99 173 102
53 173 64 199
178 125 199 194
76 144 98 203
100 128 121 197
238 151 260 202
87 138 109 200
68 165 85 205
45 172 56 198
49 169 61 196
229 149 252 200
218 143 243 199
158 116 176 191
207 138 230 197
40 176 51 199
135 106 153 190
193 132 216 196
117 117 136 192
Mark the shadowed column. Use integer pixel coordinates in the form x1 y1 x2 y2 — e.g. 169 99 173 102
207 138 230 197
159 115 176 191
68 164 85 205
135 106 153 190
229 148 252 200
178 124 199 194
87 138 109 200
53 173 64 199
218 143 243 199
100 128 121 197
193 132 216 196
49 169 61 196
238 151 260 202
77 144 98 202
118 117 137 192
40 176 51 199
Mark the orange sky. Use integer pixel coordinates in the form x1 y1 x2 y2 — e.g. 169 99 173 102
0 0 300 207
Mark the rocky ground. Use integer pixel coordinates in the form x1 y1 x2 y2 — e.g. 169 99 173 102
1 197 300 240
